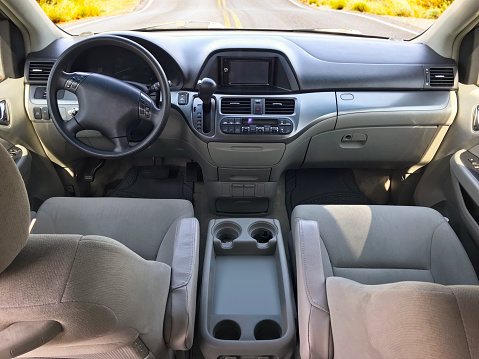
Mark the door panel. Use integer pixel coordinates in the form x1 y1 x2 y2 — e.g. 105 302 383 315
0 17 64 206
450 148 479 246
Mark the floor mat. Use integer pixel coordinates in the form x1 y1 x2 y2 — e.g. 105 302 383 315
285 168 374 217
105 166 194 203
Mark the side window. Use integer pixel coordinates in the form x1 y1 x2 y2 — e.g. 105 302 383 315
0 19 25 81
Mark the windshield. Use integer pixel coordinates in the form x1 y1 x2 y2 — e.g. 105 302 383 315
38 0 454 39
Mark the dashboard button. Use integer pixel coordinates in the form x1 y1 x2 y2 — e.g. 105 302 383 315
234 118 241 125
41 107 49 120
242 126 250 133
33 107 42 120
264 125 271 133
178 92 188 105
250 125 256 133
279 125 292 134
234 126 241 134
257 127 264 133
253 104 263 115
271 126 279 134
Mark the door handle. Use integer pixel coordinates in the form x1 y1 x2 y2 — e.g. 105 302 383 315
473 105 479 131
0 100 8 125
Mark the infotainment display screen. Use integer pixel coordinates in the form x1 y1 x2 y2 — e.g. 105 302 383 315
225 59 271 86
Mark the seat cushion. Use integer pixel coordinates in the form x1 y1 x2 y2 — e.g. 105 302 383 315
31 197 194 260
327 277 479 359
0 234 171 358
292 205 478 285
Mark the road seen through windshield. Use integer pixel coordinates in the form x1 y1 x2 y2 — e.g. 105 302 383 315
62 0 427 40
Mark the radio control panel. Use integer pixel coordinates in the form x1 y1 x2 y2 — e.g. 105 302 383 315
220 117 293 135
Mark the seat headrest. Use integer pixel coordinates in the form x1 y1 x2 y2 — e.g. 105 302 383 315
0 144 30 273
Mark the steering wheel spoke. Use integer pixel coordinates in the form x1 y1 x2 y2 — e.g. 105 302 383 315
63 117 83 135
111 136 131 153
138 92 155 123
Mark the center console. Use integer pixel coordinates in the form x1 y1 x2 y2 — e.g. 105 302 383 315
199 218 296 359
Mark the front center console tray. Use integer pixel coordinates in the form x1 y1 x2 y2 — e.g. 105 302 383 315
200 218 296 359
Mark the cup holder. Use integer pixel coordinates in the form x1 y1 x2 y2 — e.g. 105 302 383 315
249 222 277 244
213 222 242 247
254 320 282 340
213 320 242 340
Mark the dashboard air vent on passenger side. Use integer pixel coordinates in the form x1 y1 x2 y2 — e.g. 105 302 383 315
429 67 455 87
221 98 251 114
265 98 295 115
27 61 55 83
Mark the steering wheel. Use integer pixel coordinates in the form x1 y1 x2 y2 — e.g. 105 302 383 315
47 35 170 159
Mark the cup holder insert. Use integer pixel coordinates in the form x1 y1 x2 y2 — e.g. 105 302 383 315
214 222 242 243
249 222 277 243
254 320 282 340
213 320 242 340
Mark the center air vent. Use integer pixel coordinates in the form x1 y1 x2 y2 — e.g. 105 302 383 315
428 67 455 87
28 61 54 83
221 98 251 114
265 98 295 115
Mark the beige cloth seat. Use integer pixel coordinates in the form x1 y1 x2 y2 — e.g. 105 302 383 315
0 143 199 359
292 205 479 359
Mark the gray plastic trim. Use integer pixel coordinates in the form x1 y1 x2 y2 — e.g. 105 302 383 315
336 91 454 129
208 142 285 167
303 126 438 169
337 91 451 114
199 218 296 359
205 181 279 215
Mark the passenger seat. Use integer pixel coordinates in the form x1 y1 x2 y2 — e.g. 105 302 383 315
291 205 479 359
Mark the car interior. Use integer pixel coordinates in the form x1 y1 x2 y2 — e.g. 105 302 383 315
0 0 479 357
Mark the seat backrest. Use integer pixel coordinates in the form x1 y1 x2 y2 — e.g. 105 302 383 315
327 277 479 359
0 144 30 273
292 213 479 359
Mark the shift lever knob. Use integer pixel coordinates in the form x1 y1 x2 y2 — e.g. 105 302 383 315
198 78 217 108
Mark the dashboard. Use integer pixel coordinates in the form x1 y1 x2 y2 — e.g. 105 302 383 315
23 30 458 214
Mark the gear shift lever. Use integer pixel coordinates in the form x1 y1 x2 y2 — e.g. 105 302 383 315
197 78 216 133
198 78 216 110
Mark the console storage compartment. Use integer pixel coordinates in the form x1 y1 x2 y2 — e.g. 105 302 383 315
200 218 296 359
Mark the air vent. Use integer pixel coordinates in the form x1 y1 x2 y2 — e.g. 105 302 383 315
221 98 251 114
28 61 54 83
429 67 455 87
265 98 295 115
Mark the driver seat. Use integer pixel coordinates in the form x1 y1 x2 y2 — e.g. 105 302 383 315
0 144 199 359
